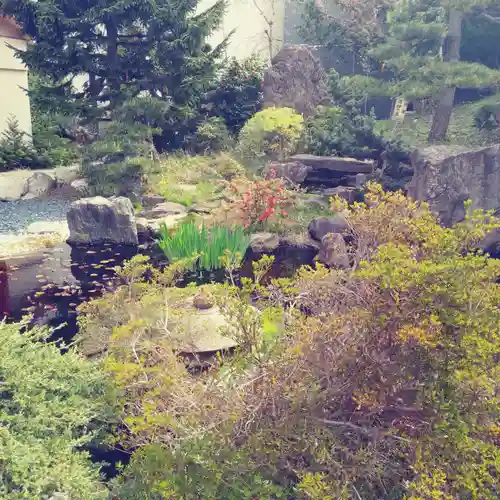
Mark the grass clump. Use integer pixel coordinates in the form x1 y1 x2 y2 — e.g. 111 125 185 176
157 221 250 272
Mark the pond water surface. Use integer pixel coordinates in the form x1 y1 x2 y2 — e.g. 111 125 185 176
0 243 165 343
0 239 317 344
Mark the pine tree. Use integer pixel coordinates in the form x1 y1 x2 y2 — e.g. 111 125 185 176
1 0 227 150
302 0 500 142
367 0 500 141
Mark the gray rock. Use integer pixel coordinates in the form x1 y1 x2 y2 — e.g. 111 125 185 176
280 232 320 251
138 201 187 219
67 196 138 245
290 155 375 174
409 145 500 225
141 194 165 208
147 214 188 233
0 177 27 201
0 170 30 200
316 233 350 268
54 165 81 186
136 217 153 242
308 214 350 241
264 161 311 185
262 45 330 117
250 232 280 253
480 228 500 256
320 187 358 205
70 178 89 195
355 173 368 189
23 172 56 199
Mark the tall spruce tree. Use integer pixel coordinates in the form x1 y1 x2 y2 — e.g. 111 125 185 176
1 0 227 149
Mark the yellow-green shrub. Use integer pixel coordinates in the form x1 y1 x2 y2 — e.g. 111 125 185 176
237 106 304 161
80 187 500 499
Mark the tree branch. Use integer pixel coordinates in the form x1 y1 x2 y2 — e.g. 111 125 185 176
479 13 500 25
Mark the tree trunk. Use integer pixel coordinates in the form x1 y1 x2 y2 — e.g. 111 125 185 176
428 9 463 143
105 20 120 106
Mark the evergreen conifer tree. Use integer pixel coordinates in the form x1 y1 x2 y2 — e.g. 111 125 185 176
1 0 227 149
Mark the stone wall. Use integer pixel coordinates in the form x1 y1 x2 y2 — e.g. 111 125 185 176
409 145 500 225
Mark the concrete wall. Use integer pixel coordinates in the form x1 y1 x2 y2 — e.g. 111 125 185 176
199 0 285 62
0 30 31 137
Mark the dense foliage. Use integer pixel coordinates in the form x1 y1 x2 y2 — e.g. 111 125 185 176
158 222 250 271
302 0 500 142
207 56 265 134
1 0 226 151
184 117 233 154
75 184 500 498
0 118 51 172
0 321 109 498
29 72 81 167
301 70 409 163
237 107 305 162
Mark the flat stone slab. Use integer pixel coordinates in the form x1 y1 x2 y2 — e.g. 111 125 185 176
289 154 375 174
26 220 69 237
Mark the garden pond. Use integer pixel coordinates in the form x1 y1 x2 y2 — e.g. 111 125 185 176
0 239 317 344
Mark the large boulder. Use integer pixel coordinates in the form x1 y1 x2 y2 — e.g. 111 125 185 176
320 186 359 205
290 154 375 174
264 161 311 185
67 196 138 245
409 145 500 225
250 232 280 253
308 214 350 241
0 170 56 201
0 174 28 201
54 165 81 186
23 172 56 199
138 201 187 219
262 45 330 117
316 233 350 269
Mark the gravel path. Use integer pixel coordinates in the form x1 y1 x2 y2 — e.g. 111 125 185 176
0 198 73 234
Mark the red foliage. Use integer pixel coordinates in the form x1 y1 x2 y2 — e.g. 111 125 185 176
228 170 291 228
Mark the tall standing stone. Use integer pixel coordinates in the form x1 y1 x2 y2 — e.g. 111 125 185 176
262 45 330 117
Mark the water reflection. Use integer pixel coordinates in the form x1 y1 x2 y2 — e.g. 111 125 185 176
0 243 150 343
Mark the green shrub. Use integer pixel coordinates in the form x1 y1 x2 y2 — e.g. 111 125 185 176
0 117 51 172
237 107 304 162
184 117 233 154
81 153 148 197
209 56 265 134
0 321 109 499
99 186 499 499
32 120 80 167
210 152 245 180
302 105 387 159
157 221 250 271
474 101 500 130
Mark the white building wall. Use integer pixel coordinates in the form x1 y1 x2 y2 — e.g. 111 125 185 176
199 0 285 62
0 36 31 137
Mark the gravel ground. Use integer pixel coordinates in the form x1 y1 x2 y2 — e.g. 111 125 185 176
0 198 74 234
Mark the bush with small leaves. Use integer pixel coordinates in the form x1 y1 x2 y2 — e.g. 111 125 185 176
78 186 500 499
184 116 233 154
0 321 109 499
237 107 304 162
0 117 51 172
208 56 265 134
